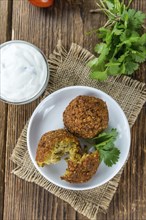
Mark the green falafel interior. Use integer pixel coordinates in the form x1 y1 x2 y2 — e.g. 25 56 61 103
36 128 120 183
36 129 81 167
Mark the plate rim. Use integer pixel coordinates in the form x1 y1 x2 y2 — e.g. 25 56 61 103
27 85 131 191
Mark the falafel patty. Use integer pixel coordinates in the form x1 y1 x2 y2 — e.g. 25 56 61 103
36 129 81 167
63 95 109 139
61 151 100 183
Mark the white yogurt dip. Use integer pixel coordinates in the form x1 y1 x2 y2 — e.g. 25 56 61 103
0 41 49 104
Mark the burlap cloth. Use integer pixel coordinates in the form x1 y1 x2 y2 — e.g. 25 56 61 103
11 42 146 220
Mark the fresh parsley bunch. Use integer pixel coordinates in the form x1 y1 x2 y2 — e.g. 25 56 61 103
91 128 120 167
88 0 146 81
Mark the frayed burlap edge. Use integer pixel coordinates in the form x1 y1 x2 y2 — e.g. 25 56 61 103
11 42 146 220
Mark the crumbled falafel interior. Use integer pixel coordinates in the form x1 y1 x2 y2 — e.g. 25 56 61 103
36 129 100 183
36 139 81 167
36 129 82 167
61 151 100 183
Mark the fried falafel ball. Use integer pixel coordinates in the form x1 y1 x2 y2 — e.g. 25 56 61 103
36 129 82 167
63 95 109 139
61 151 100 183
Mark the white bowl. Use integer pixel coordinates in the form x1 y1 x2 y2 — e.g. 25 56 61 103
0 40 49 105
27 86 131 190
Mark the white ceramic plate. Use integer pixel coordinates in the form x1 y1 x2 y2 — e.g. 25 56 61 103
27 86 131 190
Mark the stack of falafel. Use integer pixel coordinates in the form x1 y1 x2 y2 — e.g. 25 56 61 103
36 95 109 183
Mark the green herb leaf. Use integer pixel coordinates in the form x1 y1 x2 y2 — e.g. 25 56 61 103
88 0 146 81
127 9 146 30
140 33 146 45
90 70 108 81
94 43 107 54
131 51 146 63
125 61 139 75
96 45 110 64
106 1 114 10
87 58 98 68
98 144 120 167
93 128 118 144
93 128 120 167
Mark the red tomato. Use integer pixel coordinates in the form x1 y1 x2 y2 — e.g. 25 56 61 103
29 0 54 8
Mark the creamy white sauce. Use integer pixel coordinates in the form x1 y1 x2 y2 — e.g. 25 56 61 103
0 42 48 103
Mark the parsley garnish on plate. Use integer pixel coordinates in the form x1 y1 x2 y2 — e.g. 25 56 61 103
88 0 146 81
93 129 120 167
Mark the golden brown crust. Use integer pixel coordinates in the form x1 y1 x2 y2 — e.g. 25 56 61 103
36 129 81 167
36 129 100 183
61 151 100 183
63 95 109 138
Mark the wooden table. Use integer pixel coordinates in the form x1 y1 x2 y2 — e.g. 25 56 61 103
0 1 146 220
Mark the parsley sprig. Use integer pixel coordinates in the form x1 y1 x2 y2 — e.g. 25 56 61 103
88 0 146 81
92 128 120 167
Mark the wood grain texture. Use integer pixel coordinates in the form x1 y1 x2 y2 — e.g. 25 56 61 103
0 0 13 219
0 103 7 220
0 0 146 220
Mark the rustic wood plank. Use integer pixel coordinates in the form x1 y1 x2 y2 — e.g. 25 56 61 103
0 103 7 220
0 0 12 43
0 0 13 219
96 1 146 219
2 0 146 220
3 0 84 220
